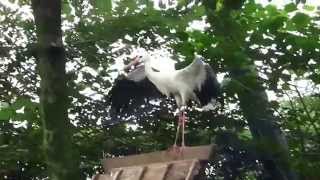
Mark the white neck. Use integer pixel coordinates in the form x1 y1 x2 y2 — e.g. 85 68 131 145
144 60 160 82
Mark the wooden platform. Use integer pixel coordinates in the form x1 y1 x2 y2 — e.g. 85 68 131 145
93 145 216 180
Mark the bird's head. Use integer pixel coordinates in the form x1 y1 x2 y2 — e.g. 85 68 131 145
133 54 164 73
131 54 151 66
139 54 152 63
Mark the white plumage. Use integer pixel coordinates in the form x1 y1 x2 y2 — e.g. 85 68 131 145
109 54 221 149
141 55 218 108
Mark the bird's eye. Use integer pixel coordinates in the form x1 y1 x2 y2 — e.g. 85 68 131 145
139 55 143 58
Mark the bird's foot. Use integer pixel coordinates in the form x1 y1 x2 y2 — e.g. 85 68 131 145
179 144 186 155
168 144 180 153
167 144 186 157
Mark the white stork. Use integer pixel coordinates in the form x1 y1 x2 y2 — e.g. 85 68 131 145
109 54 221 150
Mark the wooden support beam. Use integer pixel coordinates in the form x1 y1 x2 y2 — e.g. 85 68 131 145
93 159 201 180
102 145 216 171
93 145 216 180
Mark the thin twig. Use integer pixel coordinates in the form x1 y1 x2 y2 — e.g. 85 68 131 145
283 90 306 153
291 84 320 136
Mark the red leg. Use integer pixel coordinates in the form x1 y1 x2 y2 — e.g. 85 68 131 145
181 111 185 147
173 113 182 147
169 111 187 155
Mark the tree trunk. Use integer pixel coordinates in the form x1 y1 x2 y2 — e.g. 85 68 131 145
203 1 296 179
235 75 295 179
31 0 81 179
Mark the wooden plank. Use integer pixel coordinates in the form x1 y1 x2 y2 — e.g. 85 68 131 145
117 166 146 180
92 174 112 180
110 169 123 180
102 145 215 171
142 163 169 180
92 169 124 180
185 160 201 180
94 159 204 180
165 160 199 180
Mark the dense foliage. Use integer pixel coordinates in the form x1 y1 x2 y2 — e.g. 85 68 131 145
0 0 319 179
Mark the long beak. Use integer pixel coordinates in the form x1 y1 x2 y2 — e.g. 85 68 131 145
123 56 142 72
132 56 141 66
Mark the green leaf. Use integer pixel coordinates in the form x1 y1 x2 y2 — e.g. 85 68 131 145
12 98 35 110
291 12 310 29
282 83 290 90
308 73 320 83
265 5 278 16
232 51 249 67
206 46 224 58
174 41 195 59
0 107 13 121
265 15 287 31
223 78 241 96
303 5 315 11
245 2 259 14
284 3 297 12
95 0 112 15
239 130 252 140
62 0 72 15
294 36 318 51
176 31 189 41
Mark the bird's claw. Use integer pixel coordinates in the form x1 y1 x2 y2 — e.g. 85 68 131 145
167 145 186 157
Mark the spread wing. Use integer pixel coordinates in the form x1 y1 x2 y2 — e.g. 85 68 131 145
174 57 221 106
107 65 163 124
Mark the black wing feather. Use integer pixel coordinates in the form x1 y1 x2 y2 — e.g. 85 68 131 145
108 65 162 122
195 64 221 106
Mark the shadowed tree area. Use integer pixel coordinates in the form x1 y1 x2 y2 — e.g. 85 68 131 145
0 0 319 179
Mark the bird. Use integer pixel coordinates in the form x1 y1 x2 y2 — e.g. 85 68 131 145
108 54 221 151
108 57 163 123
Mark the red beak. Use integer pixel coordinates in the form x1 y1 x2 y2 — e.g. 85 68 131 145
123 56 141 72
131 56 141 66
